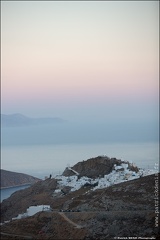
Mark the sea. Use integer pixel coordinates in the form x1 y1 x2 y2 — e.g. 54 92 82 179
1 123 159 202
1 185 31 202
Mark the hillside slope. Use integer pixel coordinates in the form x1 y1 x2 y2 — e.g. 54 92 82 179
62 156 139 178
1 173 159 239
0 169 40 188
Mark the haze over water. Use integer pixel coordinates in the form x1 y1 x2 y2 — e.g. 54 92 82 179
1 123 159 178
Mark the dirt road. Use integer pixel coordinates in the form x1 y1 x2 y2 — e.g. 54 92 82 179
58 212 83 229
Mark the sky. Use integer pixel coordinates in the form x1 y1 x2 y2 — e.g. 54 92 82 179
1 1 159 125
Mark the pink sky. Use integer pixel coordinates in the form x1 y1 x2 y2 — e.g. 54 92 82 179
1 1 159 121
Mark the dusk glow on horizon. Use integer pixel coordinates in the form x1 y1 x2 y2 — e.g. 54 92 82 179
1 1 159 122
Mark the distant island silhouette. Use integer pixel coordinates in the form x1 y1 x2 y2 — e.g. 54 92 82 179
1 113 66 127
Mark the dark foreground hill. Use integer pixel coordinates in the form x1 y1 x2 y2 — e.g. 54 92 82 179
1 173 159 239
0 169 40 189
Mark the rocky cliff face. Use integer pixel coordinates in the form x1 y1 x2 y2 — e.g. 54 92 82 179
62 156 139 178
0 169 40 188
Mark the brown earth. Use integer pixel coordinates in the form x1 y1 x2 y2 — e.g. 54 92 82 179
1 169 40 189
1 173 159 239
1 211 88 240
1 178 57 222
62 156 139 178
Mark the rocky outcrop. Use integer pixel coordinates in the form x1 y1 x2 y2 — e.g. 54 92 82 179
61 186 72 195
0 169 40 189
62 156 139 178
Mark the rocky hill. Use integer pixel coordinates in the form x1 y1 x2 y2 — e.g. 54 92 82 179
1 169 40 188
0 173 159 239
0 156 159 239
62 156 139 178
1 178 57 222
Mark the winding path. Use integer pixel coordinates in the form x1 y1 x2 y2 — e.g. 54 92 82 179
59 212 82 229
68 167 79 176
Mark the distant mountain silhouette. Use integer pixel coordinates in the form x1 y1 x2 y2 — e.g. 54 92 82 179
1 169 40 188
1 113 66 127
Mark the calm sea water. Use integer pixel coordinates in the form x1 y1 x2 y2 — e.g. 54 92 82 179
1 141 159 201
1 185 30 202
1 142 159 177
1 124 159 201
